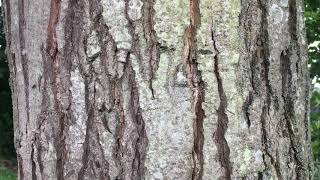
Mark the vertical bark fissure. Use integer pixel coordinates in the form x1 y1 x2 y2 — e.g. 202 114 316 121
286 0 309 177
109 54 132 179
258 172 264 180
288 0 299 48
258 0 284 178
17 154 24 180
34 44 57 180
86 2 129 176
31 145 36 180
88 2 115 178
38 45 51 179
3 0 312 178
260 108 283 180
47 0 60 59
78 77 95 180
113 80 126 179
46 0 65 179
141 0 160 99
182 0 204 179
96 126 111 180
110 52 148 178
31 122 46 179
64 0 94 178
124 0 160 99
212 31 232 180
243 91 253 129
280 49 304 178
35 132 44 178
239 1 258 130
113 1 149 178
127 61 148 179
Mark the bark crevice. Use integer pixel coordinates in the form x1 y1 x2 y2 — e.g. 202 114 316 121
3 0 312 178
46 0 67 179
212 30 232 180
182 0 205 179
257 1 283 179
141 0 160 99
280 48 305 178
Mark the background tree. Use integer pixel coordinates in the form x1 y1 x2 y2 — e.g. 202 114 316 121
1 0 314 179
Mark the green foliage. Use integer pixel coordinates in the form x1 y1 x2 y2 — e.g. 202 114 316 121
305 0 320 161
305 0 320 81
0 168 16 180
0 8 15 157
311 92 320 159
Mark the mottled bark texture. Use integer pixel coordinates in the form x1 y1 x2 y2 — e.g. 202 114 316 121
2 0 312 179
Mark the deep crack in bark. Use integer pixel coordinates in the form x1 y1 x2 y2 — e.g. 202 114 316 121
182 0 204 179
47 0 66 179
280 48 304 179
212 30 232 180
141 0 160 99
257 1 283 179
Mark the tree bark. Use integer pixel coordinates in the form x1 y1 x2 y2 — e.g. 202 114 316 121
2 0 312 179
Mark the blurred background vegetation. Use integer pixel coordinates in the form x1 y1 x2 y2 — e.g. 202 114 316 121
0 7 14 159
0 6 16 179
306 0 320 161
0 0 319 179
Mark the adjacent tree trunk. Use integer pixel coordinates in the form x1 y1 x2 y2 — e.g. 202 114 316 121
3 0 312 179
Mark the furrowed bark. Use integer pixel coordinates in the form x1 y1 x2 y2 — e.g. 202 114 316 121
3 0 312 179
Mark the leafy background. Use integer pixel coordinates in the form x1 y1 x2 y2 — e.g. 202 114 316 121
0 6 16 179
0 0 319 178
0 8 14 158
306 0 320 161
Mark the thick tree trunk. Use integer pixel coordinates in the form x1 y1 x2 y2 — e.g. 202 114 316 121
2 0 312 179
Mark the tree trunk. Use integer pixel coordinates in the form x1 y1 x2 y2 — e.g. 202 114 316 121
2 0 312 179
